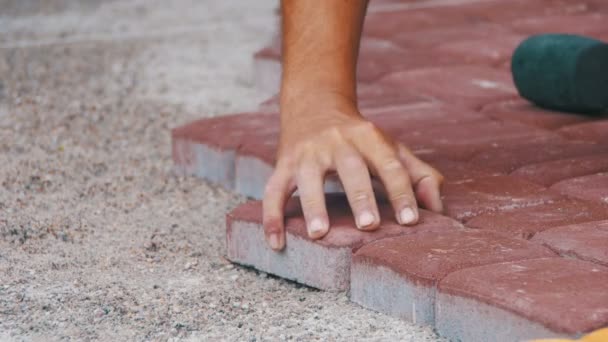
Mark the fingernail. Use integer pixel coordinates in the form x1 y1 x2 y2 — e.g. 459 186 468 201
399 207 417 225
308 218 326 236
268 234 281 250
357 211 375 229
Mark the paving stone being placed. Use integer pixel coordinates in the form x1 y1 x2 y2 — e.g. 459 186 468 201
466 199 608 239
376 65 518 109
226 194 463 291
468 140 606 173
512 153 608 187
532 220 608 266
436 258 608 342
440 175 560 221
551 173 608 205
481 98 591 129
349 230 554 325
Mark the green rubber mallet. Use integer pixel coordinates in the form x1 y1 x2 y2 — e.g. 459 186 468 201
511 34 608 115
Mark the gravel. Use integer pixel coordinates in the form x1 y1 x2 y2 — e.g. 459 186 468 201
0 1 444 340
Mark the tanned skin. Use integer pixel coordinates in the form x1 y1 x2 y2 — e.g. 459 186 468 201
263 0 444 251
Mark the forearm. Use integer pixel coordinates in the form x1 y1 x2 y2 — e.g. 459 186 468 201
280 0 368 113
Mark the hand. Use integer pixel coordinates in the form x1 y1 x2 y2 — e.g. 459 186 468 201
262 94 444 251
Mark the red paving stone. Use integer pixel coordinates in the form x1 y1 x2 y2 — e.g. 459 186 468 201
436 258 608 340
441 175 560 221
510 13 608 37
558 120 608 144
350 230 554 325
551 172 608 205
511 153 608 187
376 65 518 109
468 140 606 173
366 102 486 137
226 194 462 291
532 220 608 266
466 199 608 239
481 98 592 129
397 120 561 161
363 0 591 38
389 22 512 50
431 33 525 67
420 158 503 183
171 0 608 338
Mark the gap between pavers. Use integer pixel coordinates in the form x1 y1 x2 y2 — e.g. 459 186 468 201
466 198 608 240
374 65 518 110
481 98 592 130
468 140 606 174
436 258 608 341
440 175 562 221
349 230 554 326
396 119 562 162
511 152 608 187
226 194 463 291
550 172 608 204
532 220 608 267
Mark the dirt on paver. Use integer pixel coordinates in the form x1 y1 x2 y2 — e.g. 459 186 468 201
0 1 444 341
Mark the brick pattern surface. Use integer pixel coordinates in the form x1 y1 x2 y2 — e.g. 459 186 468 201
532 220 608 266
551 173 608 204
441 175 560 221
172 0 608 340
466 199 608 239
436 258 608 341
350 230 554 325
481 98 592 129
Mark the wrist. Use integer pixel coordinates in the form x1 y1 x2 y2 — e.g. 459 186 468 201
280 83 358 112
279 87 363 136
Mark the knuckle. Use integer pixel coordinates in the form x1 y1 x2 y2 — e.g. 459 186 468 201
353 121 378 136
340 155 364 169
381 158 404 172
351 190 372 204
389 191 414 204
296 165 321 182
299 197 324 211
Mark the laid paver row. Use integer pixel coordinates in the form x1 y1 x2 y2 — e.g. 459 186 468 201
254 2 608 92
172 103 608 202
173 0 608 340
226 195 608 340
